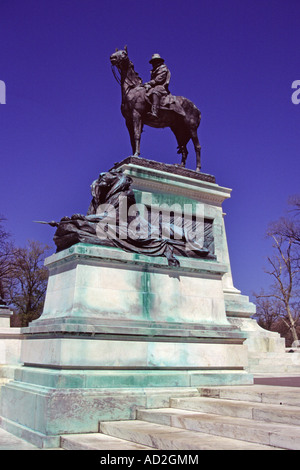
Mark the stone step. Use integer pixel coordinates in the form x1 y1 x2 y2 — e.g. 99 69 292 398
0 379 10 385
169 396 300 425
250 359 299 365
0 428 38 450
250 368 300 375
250 363 300 371
60 432 153 450
198 385 300 406
99 420 280 450
136 407 300 449
250 352 300 359
250 362 300 369
248 354 300 373
0 365 19 379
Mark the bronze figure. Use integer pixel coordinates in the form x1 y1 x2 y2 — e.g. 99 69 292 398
144 53 171 118
110 46 202 171
38 168 215 264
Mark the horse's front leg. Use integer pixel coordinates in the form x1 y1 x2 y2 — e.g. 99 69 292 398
177 145 188 167
132 111 142 157
125 119 136 156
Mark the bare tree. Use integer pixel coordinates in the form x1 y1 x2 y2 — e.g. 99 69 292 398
0 215 15 302
256 196 300 345
265 235 299 343
268 195 300 265
253 293 285 330
8 240 50 327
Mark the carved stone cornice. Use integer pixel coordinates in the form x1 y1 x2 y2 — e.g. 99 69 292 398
112 157 231 206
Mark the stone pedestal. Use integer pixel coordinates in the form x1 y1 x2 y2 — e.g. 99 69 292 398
0 304 12 329
0 305 22 371
0 158 258 447
21 244 249 371
118 158 285 356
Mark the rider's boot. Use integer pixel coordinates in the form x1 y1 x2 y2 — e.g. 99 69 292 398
148 94 159 118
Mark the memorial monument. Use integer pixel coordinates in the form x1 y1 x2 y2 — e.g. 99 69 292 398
0 47 284 448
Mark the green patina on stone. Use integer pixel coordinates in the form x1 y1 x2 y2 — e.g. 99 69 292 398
134 188 200 211
141 268 152 319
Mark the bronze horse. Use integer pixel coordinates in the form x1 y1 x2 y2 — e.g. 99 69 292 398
110 47 202 171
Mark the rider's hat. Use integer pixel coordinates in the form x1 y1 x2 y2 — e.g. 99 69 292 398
149 53 164 64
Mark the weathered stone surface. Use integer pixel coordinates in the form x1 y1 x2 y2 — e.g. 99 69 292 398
169 396 300 425
134 384 300 450
0 427 38 450
0 306 23 368
99 419 279 450
61 432 153 450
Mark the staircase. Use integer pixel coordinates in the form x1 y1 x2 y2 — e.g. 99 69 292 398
60 385 300 450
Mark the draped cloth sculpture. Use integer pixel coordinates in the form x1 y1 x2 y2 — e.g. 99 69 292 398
49 168 215 266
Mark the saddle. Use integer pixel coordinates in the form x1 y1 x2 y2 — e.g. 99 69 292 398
160 94 186 117
145 93 185 117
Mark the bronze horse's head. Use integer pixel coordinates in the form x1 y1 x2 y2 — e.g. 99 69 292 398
110 46 129 69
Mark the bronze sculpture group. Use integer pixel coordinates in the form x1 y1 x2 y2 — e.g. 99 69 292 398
43 168 215 265
38 47 212 263
110 46 202 172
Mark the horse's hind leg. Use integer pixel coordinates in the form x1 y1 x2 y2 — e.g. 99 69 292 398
172 125 188 167
191 129 201 171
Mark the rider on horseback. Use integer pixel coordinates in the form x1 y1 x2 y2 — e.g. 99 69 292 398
110 46 201 171
144 54 171 118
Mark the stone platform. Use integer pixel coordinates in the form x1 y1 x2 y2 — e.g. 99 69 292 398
57 381 300 450
0 239 252 447
1 381 300 450
1 157 287 448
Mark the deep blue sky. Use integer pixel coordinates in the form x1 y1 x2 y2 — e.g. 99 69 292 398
0 0 299 300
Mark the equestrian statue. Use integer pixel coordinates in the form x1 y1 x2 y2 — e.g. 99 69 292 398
110 46 202 171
